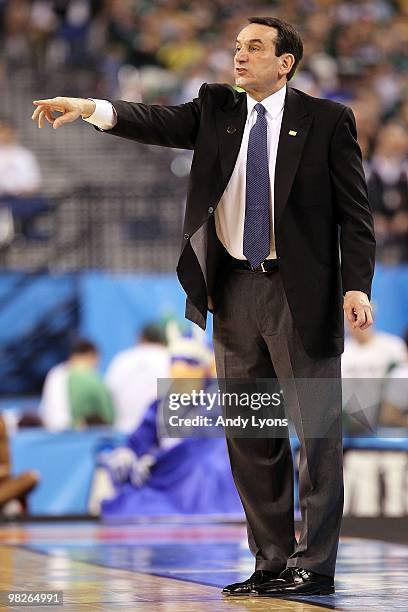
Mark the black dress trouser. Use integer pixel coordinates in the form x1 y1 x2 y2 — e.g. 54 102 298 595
212 265 343 577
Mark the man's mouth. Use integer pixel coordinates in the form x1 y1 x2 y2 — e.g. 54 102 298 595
235 67 248 75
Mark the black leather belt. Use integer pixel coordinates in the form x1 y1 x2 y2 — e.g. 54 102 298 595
229 256 279 272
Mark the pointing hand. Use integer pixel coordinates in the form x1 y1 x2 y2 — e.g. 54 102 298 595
31 97 96 129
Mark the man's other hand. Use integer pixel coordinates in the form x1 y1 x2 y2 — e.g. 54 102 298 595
32 97 96 129
343 290 373 330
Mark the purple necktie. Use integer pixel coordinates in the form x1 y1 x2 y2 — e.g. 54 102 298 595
243 103 270 268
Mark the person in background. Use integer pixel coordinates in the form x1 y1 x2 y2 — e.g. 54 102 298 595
41 339 114 431
0 415 39 517
380 328 408 428
342 317 407 433
105 323 170 433
342 322 407 516
102 326 214 487
0 117 41 195
367 123 408 263
40 356 70 431
89 328 242 518
0 116 49 241
342 318 407 378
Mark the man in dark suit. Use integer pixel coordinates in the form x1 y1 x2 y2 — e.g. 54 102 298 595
32 16 375 597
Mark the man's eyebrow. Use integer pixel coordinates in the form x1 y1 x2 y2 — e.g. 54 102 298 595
235 38 265 45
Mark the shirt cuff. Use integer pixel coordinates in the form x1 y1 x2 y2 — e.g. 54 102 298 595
82 98 117 130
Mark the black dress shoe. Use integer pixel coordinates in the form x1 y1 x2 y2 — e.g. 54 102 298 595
222 570 281 596
251 567 335 596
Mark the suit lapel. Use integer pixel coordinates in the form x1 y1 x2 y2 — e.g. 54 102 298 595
215 89 247 193
274 87 312 226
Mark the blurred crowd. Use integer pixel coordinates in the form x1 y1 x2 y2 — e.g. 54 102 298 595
0 0 407 260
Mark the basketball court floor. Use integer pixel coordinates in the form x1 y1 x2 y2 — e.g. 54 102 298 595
0 521 407 610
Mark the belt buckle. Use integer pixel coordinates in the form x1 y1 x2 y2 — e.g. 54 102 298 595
249 261 266 272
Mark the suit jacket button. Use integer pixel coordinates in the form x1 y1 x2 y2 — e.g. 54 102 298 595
208 206 214 214
183 233 189 240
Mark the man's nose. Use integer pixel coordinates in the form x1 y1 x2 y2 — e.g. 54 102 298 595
235 48 248 62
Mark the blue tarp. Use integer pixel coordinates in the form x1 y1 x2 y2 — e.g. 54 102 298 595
11 428 124 515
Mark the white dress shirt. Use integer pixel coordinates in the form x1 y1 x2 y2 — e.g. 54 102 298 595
83 85 287 260
83 99 116 130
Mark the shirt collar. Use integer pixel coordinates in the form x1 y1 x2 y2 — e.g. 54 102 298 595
246 84 287 120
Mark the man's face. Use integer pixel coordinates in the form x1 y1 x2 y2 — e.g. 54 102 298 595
234 23 283 92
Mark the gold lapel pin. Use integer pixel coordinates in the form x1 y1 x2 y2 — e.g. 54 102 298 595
288 130 297 136
226 126 237 134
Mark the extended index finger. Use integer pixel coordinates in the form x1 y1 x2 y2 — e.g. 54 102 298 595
33 99 66 112
33 98 59 105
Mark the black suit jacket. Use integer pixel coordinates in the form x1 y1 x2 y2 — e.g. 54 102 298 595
99 83 376 358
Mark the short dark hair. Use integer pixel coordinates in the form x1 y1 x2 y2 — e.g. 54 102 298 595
247 16 303 81
70 339 98 357
139 323 166 345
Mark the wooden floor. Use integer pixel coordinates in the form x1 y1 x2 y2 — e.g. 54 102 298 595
0 521 407 610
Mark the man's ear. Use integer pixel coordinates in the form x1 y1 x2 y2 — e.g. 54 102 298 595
279 53 295 78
